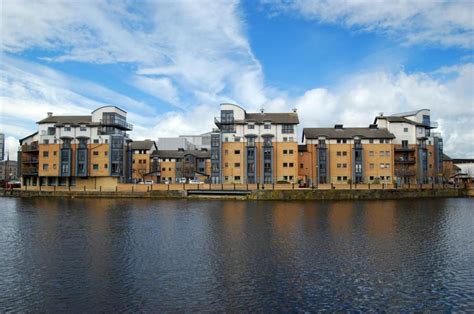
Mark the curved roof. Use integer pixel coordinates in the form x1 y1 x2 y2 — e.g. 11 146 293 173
91 106 127 114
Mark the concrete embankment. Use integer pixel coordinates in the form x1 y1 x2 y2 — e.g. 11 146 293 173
1 187 469 200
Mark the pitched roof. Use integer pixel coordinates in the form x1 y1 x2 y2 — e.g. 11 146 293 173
37 115 92 124
244 112 299 124
130 140 156 151
443 153 452 161
303 127 395 139
152 149 210 159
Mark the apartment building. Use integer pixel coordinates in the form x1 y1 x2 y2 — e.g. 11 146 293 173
18 106 133 188
211 103 299 184
301 125 395 185
0 160 18 185
153 149 211 183
0 133 4 160
374 109 443 184
131 140 158 182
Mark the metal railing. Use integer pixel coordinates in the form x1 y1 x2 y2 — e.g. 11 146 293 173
100 118 133 130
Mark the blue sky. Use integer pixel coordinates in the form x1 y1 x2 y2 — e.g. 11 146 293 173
1 0 473 159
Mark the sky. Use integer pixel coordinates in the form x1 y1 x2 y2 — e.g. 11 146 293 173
1 0 473 160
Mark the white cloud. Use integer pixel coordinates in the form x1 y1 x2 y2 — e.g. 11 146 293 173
132 76 180 107
1 0 268 108
265 0 474 48
287 64 474 158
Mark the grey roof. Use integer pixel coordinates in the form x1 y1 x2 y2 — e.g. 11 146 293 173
244 112 299 124
152 149 210 159
130 140 156 151
375 116 426 127
37 115 92 124
303 127 395 139
19 131 38 143
443 153 452 161
391 109 429 117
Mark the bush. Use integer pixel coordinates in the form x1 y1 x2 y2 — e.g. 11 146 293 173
277 180 290 184
372 178 381 184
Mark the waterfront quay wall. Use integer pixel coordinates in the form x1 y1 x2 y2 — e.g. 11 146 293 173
1 184 469 200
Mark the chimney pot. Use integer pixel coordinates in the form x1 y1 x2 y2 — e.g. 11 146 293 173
47 112 53 117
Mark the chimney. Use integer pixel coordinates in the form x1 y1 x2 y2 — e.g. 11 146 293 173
369 124 378 129
47 112 53 117
292 108 297 113
334 124 343 129
379 112 384 117
260 108 264 114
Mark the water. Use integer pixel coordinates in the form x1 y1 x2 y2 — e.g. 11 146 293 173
0 197 473 311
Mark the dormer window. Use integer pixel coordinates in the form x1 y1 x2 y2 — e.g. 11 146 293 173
264 122 271 129
64 125 71 132
247 123 255 129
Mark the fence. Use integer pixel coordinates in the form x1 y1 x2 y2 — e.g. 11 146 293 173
17 182 467 192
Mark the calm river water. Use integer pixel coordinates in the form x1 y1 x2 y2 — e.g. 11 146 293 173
0 197 473 311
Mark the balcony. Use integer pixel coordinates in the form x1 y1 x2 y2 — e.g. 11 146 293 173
395 146 415 152
22 143 39 152
22 167 38 175
100 118 133 130
428 121 438 128
395 157 416 164
22 157 39 163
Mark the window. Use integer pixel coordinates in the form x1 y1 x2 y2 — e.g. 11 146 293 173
337 151 341 156
337 176 342 181
132 159 136 164
80 125 87 131
53 164 57 169
380 151 385 156
93 164 99 170
248 124 255 129
343 176 348 181
380 164 385 168
234 137 240 142
47 127 55 135
43 164 49 170
225 162 228 168
300 163 304 169
225 150 228 155
385 163 390 168
235 176 241 181
53 151 57 156
138 160 142 164
104 139 108 144
402 140 408 148
64 127 71 131
385 151 390 156
283 150 288 154
283 176 288 181
283 137 288 142
234 163 240 168
289 149 294 154
104 164 108 169
283 162 288 167
93 151 99 156
162 168 166 171
337 163 341 168
43 151 49 157
289 163 294 167
404 128 408 132
234 150 240 155
225 176 229 181
282 124 294 134
369 139 374 144
105 151 108 156
369 151 374 156
43 139 49 144
264 123 271 129
369 163 374 169
93 139 99 144
225 137 229 142
342 163 347 168
370 176 374 180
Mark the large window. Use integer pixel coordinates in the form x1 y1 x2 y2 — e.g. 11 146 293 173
282 124 294 134
47 127 55 135
221 110 234 123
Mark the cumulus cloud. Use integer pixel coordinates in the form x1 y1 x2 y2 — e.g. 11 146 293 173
265 0 474 49
1 0 267 107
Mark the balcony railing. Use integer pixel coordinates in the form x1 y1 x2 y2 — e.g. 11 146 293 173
395 157 416 164
22 167 38 175
22 143 39 152
22 157 39 163
100 118 133 130
395 146 415 152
